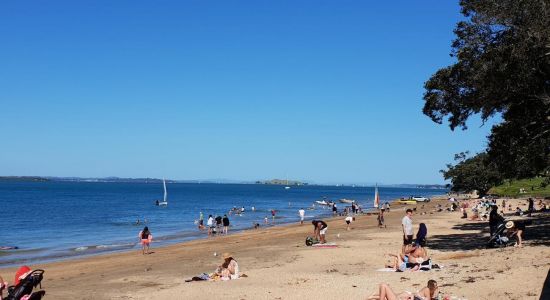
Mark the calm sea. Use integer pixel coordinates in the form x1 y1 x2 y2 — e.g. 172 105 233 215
0 181 445 266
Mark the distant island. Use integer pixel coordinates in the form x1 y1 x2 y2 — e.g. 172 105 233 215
255 179 307 186
0 176 50 182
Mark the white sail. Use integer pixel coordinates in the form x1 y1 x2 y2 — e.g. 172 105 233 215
373 184 379 208
163 178 167 203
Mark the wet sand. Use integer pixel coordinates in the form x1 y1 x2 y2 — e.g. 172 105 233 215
1 197 548 299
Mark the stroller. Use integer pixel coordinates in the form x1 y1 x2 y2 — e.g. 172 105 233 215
4 268 45 300
486 221 513 248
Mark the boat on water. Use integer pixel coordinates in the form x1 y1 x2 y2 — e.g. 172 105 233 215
374 184 380 209
155 179 168 206
339 198 355 204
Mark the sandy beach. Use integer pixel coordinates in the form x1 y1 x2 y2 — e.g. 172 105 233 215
1 197 548 300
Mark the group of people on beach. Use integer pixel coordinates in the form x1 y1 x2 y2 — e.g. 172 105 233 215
205 214 231 236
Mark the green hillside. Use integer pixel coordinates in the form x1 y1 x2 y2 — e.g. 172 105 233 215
489 177 550 197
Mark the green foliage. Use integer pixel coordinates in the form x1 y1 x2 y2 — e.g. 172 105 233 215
441 152 502 196
423 0 550 179
489 177 550 197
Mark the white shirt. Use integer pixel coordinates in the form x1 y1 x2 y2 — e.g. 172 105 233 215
345 216 353 222
207 217 214 226
402 215 413 235
299 209 305 217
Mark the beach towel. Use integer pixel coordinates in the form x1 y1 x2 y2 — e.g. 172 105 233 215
311 243 338 248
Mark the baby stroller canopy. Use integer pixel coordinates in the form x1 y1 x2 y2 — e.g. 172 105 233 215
5 269 45 300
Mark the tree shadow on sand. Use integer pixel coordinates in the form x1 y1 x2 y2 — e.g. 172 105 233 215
427 214 550 252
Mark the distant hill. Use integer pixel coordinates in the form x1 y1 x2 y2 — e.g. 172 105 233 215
0 176 50 182
256 179 307 186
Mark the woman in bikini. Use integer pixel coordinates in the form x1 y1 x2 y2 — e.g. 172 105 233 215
367 280 440 300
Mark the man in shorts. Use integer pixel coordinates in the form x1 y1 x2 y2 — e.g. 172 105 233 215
402 209 413 252
299 208 305 225
345 215 353 230
312 220 328 244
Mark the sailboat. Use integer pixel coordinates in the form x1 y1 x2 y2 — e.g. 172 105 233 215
156 179 168 206
284 176 291 190
373 184 380 209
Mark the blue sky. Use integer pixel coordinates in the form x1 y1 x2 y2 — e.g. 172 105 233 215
0 1 497 184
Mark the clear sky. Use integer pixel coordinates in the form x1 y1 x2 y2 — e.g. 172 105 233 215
0 1 498 185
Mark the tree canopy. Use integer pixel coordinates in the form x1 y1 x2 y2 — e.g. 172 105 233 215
423 0 550 179
441 152 502 196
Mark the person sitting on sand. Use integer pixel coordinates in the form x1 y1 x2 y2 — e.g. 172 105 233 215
138 226 153 255
215 253 239 280
506 220 525 248
312 220 328 244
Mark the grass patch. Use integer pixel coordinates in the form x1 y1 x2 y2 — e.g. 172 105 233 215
489 177 550 197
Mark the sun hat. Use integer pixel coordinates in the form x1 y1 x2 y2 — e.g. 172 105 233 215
505 221 515 229
222 252 232 259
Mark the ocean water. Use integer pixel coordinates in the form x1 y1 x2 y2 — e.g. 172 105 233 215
0 181 446 266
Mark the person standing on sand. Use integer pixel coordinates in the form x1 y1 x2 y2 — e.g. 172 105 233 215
312 220 328 244
222 214 230 235
378 209 385 228
402 209 413 252
299 208 305 225
138 226 152 255
332 203 338 215
489 205 504 236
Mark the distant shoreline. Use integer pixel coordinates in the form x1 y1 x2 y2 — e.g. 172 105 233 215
0 176 447 189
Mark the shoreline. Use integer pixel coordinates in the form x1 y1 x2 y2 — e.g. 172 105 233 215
1 196 547 299
0 194 422 268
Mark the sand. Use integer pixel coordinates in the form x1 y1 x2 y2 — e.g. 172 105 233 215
1 197 549 299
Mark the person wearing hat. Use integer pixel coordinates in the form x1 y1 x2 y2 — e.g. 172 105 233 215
506 221 525 248
216 253 239 280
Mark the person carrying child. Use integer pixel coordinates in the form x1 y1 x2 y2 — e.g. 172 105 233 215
138 226 153 255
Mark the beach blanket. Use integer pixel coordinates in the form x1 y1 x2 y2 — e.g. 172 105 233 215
311 243 338 248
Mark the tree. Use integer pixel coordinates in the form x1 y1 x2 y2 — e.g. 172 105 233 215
423 0 550 179
441 152 502 196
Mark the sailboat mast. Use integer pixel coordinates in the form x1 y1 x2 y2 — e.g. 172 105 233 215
374 184 379 208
